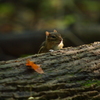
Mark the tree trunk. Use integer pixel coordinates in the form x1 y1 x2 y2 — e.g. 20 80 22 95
0 42 100 100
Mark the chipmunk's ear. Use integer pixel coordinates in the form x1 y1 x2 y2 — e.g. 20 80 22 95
53 29 57 33
46 31 50 36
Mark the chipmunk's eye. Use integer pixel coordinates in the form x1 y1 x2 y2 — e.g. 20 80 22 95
51 35 56 38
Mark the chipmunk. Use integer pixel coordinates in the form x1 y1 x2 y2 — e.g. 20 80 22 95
38 30 64 53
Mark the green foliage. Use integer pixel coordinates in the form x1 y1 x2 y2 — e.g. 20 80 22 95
0 0 99 32
64 15 76 26
82 1 100 11
0 3 15 15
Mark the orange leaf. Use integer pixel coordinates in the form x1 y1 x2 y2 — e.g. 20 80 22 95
26 59 44 74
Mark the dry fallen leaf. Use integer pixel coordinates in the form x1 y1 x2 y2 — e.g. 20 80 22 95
26 59 44 74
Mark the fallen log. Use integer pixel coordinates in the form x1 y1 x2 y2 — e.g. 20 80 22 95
0 41 100 100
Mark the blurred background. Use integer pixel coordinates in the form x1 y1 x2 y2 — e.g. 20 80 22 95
0 0 100 61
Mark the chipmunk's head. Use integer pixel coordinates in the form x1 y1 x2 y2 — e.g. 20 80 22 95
45 30 63 45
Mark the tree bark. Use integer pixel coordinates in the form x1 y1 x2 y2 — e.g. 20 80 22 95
0 42 100 100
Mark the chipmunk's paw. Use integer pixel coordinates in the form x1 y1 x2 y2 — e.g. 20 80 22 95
49 49 54 52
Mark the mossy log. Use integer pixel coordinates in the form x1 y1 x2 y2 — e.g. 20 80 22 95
0 42 100 100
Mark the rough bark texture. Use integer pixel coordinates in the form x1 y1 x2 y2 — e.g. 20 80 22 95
0 42 100 100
